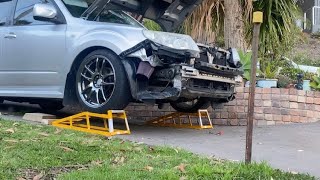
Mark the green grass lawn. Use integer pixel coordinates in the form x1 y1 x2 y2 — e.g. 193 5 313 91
0 119 316 180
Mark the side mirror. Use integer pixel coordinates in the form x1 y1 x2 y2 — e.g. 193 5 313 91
33 4 58 22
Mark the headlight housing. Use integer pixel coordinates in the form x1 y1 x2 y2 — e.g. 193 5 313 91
143 30 200 53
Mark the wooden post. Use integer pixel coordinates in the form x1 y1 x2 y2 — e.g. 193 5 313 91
245 11 263 164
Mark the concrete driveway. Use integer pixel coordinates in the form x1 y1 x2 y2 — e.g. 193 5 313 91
121 122 320 177
0 101 319 177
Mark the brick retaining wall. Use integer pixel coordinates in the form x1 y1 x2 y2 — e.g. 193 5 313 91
125 87 320 126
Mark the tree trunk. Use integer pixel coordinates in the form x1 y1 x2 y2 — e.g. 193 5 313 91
224 0 247 51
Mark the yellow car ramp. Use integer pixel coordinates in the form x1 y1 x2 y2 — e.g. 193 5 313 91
51 110 130 137
146 109 213 130
51 109 212 137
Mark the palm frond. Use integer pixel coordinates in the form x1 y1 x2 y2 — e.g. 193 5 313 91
182 0 224 44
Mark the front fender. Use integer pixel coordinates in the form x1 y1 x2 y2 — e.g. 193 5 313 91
71 30 130 56
64 27 147 73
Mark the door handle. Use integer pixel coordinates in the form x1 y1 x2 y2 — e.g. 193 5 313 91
4 33 17 39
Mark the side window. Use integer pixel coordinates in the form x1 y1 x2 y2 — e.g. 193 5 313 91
0 0 13 26
14 0 54 26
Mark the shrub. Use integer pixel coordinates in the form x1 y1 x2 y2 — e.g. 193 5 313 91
279 66 316 82
277 75 293 88
260 61 279 79
310 77 320 90
239 51 252 81
310 69 320 91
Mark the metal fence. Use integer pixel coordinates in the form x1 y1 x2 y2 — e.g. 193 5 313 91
304 5 320 33
313 0 320 32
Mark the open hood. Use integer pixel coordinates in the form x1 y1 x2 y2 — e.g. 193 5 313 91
82 0 203 32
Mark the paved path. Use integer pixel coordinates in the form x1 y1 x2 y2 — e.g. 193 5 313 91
0 102 319 177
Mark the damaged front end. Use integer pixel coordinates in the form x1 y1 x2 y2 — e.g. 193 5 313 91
120 30 243 110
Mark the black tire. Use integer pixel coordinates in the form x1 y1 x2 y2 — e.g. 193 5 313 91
170 98 211 113
39 101 64 112
75 49 131 113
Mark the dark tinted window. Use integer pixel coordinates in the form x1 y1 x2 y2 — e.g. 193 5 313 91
14 0 54 26
96 10 143 27
0 0 13 26
61 0 143 28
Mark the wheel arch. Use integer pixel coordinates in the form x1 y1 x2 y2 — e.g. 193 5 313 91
63 46 137 106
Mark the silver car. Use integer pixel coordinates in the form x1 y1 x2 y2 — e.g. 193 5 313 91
0 0 242 113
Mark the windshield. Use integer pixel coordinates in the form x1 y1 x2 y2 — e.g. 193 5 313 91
61 0 143 27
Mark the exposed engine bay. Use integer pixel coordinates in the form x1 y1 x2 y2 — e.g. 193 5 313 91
120 37 243 111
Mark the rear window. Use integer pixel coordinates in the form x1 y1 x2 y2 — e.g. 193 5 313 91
0 0 13 26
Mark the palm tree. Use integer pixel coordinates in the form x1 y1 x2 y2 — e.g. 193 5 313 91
183 0 299 55
224 0 252 51
183 0 253 50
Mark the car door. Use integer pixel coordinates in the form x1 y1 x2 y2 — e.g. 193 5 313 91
1 0 67 98
0 0 14 83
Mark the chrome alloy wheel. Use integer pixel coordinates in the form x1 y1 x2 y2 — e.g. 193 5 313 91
77 55 116 108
